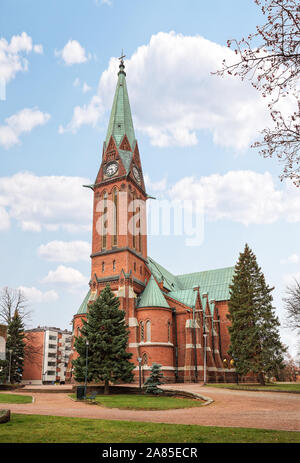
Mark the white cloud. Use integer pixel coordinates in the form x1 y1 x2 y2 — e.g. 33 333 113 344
146 170 300 226
33 44 43 54
38 240 90 263
168 171 282 225
82 82 91 93
144 174 167 192
59 95 103 133
280 254 299 265
55 40 90 66
0 108 50 149
0 206 10 230
0 171 92 232
0 32 43 85
42 265 88 287
62 31 271 149
18 286 58 304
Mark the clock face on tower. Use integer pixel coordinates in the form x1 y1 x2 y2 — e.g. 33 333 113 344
132 166 141 184
104 161 118 177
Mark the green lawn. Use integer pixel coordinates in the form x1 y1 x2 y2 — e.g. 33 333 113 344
205 383 300 393
0 393 32 404
70 393 204 410
0 414 299 443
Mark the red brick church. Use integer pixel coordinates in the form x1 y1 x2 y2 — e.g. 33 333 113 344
70 57 236 383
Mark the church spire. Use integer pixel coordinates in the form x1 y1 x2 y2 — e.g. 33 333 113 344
105 54 136 150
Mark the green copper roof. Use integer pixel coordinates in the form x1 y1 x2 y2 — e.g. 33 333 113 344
147 256 234 303
167 289 197 309
137 275 170 308
176 267 235 301
77 289 97 315
147 257 183 292
118 149 133 174
105 62 136 149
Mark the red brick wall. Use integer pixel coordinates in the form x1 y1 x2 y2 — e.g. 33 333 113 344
22 331 45 381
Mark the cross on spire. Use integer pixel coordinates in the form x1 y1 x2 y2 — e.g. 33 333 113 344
119 49 126 64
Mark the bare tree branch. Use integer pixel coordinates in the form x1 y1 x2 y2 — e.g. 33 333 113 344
0 287 32 326
283 278 300 331
214 0 300 186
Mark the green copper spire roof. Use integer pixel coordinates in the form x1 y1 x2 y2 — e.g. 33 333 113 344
77 289 97 315
137 275 170 308
105 58 136 149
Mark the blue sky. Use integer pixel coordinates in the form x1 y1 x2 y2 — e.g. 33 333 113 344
0 0 299 357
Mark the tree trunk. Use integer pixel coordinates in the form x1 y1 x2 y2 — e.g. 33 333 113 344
104 380 110 395
258 372 265 386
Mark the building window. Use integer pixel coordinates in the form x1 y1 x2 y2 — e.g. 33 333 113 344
142 353 148 366
102 191 108 249
146 320 151 342
112 188 118 247
140 321 144 342
132 191 136 249
138 202 142 253
168 321 171 342
134 262 136 272
102 261 105 273
113 260 116 272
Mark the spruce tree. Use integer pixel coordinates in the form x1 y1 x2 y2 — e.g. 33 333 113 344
143 363 164 395
72 284 134 394
5 310 25 383
228 244 285 385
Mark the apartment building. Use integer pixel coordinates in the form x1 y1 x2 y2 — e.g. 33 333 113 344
22 326 72 385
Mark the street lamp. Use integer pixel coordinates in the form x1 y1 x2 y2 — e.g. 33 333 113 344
137 357 142 391
8 349 13 384
203 333 208 385
84 339 89 399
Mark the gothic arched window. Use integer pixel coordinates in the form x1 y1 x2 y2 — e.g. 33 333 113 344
132 191 136 249
102 191 108 249
112 188 118 247
138 200 142 253
146 320 151 342
113 260 116 272
168 321 171 342
140 321 144 342
142 353 148 366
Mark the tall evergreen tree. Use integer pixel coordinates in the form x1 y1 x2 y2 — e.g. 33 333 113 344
72 285 134 394
5 310 25 383
228 244 285 385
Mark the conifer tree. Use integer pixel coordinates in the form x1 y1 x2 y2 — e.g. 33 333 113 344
72 285 134 394
5 310 25 383
228 244 285 385
143 363 164 395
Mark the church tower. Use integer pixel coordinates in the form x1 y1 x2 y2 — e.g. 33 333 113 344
90 56 148 286
73 56 150 366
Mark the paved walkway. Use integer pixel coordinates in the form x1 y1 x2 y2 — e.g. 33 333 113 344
1 384 299 432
